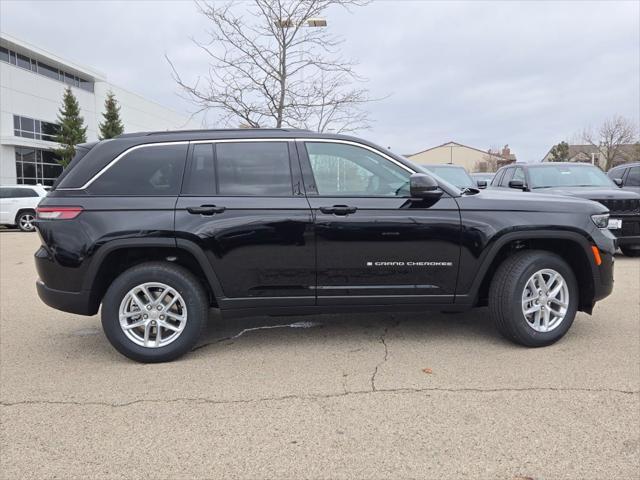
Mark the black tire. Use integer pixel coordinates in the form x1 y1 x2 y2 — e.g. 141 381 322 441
488 250 578 347
101 262 208 363
16 210 36 232
620 247 640 257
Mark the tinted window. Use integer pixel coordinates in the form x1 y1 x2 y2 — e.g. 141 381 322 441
89 144 187 196
306 142 410 196
1 188 38 198
182 143 215 195
16 54 31 70
215 142 292 196
37 62 59 80
627 167 640 186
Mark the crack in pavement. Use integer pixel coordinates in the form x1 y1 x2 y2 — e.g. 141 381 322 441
192 321 323 352
3 387 636 410
370 327 389 392
370 317 401 392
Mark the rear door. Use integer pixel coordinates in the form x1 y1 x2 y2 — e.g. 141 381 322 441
298 140 461 306
0 187 14 223
174 140 315 309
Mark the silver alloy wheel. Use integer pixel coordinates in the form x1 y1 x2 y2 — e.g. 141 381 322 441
118 282 187 348
19 214 35 231
521 268 569 333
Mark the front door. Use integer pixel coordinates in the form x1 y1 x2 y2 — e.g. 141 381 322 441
298 140 461 305
174 140 315 309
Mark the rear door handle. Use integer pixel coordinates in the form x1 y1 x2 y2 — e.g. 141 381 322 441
186 205 226 215
319 205 357 216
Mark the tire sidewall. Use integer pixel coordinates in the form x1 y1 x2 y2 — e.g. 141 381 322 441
506 254 578 345
101 264 206 362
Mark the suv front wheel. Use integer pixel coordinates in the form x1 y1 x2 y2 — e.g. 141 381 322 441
489 250 578 347
101 262 208 362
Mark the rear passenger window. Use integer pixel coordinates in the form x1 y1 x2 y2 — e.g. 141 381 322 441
88 144 187 196
182 142 292 196
217 142 292 196
0 188 38 198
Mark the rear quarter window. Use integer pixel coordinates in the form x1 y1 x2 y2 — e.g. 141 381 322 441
87 144 188 196
0 188 38 198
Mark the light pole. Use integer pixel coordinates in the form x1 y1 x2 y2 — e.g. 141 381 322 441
275 17 327 28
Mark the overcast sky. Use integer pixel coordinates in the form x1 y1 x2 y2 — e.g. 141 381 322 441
1 0 638 160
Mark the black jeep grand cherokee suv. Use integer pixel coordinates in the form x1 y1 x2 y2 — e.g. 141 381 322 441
36 129 616 362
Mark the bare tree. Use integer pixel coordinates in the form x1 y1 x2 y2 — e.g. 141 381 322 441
167 0 372 132
583 116 639 170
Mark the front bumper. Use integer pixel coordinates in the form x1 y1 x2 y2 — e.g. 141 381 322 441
36 280 95 316
609 213 640 249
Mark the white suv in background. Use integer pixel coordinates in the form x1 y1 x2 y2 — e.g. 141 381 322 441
0 185 48 232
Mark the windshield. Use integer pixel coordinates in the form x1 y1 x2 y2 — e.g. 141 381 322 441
529 164 615 189
420 166 475 188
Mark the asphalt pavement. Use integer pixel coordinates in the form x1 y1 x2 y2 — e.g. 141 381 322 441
1 230 638 479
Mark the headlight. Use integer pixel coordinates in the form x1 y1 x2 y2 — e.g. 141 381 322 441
591 213 609 228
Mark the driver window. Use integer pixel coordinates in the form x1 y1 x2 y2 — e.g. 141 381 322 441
305 142 411 196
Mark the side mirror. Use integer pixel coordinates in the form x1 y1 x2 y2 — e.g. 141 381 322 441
476 180 488 189
613 178 623 187
410 173 443 200
508 179 525 190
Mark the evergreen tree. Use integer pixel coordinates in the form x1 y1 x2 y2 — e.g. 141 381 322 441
54 87 87 167
99 91 124 139
549 141 570 162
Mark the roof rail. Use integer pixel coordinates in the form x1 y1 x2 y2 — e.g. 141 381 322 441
116 128 313 138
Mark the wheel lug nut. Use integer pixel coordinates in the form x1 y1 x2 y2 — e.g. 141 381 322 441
157 305 163 310
159 315 165 320
143 314 148 319
146 305 152 310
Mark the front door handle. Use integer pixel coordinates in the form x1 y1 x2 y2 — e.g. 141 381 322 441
319 205 357 216
186 205 226 215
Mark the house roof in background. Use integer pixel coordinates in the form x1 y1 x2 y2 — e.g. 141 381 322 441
408 141 503 158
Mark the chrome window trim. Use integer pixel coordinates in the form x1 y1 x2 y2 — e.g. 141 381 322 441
191 137 417 174
57 138 417 191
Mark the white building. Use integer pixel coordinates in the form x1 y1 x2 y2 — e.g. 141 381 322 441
0 33 198 186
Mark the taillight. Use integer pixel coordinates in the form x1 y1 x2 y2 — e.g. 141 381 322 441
36 206 83 220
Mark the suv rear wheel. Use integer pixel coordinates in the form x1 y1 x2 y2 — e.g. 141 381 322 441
489 250 578 347
16 210 36 232
101 262 208 362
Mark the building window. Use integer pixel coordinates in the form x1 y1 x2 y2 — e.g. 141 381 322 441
15 147 63 186
13 115 60 142
0 45 94 92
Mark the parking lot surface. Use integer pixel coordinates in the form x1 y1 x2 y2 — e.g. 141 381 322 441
1 230 638 479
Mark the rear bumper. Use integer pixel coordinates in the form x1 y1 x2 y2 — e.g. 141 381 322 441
36 280 96 316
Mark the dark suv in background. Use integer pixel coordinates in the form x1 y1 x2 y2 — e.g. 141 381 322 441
608 162 640 195
491 162 640 257
35 129 616 362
